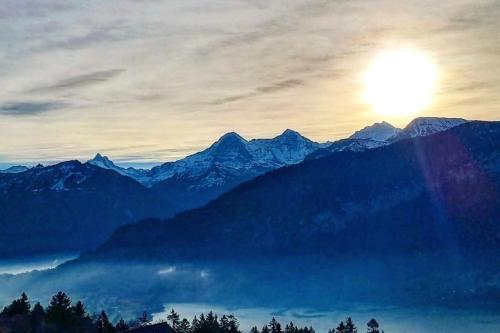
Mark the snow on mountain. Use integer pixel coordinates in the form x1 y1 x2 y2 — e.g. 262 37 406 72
87 153 149 183
88 153 117 170
84 130 320 188
0 161 89 193
0 165 29 174
393 117 468 140
85 117 470 186
349 121 401 141
307 117 470 160
147 129 321 187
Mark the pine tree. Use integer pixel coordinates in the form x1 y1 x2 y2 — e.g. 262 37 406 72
345 317 357 333
115 318 129 332
366 319 379 333
45 292 74 329
30 302 45 333
206 311 219 331
178 318 192 333
167 309 181 330
262 324 271 333
250 326 260 333
97 310 116 333
226 314 239 333
269 317 282 333
191 315 200 333
336 321 346 333
72 301 86 320
285 322 298 333
72 301 92 333
137 311 151 327
2 292 31 316
220 315 230 333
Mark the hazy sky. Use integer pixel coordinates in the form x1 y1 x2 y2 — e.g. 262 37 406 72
1 0 499 167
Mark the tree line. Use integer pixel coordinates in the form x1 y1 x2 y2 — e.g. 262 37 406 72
0 293 384 333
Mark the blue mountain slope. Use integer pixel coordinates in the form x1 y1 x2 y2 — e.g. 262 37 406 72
0 161 175 256
89 121 500 261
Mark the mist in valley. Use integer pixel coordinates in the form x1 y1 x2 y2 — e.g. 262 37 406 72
0 254 498 332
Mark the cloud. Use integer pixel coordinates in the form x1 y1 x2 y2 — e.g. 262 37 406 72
0 101 66 116
29 69 125 94
211 78 304 105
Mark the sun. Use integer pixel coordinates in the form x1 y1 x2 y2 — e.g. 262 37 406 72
362 48 438 117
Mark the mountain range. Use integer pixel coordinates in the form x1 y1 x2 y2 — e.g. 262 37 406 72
1 117 498 316
88 120 499 261
0 117 471 256
307 117 467 159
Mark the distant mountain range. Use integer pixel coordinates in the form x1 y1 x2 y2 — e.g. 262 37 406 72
307 117 467 159
2 117 498 316
0 117 472 256
0 165 29 174
87 120 499 261
88 129 324 211
0 161 174 256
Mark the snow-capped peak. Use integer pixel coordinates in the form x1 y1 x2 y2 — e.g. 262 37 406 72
88 153 118 170
349 121 401 142
212 132 248 149
272 129 312 144
0 165 29 174
396 117 468 139
280 128 302 138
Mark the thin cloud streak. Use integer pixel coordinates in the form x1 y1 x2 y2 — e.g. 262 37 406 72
28 69 125 94
0 101 67 116
211 79 304 105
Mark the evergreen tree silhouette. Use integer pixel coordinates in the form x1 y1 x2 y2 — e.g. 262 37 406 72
191 315 201 332
262 324 271 333
30 302 45 333
46 292 74 329
285 322 298 333
345 317 357 333
2 292 31 316
167 309 181 329
336 321 346 333
178 318 192 333
269 317 282 333
97 310 116 333
137 311 152 327
366 319 379 333
115 318 129 332
250 326 260 333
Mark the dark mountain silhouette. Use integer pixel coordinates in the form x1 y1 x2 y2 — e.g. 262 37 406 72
88 121 500 261
0 161 174 256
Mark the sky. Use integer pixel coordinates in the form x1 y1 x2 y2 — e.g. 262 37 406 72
1 0 499 168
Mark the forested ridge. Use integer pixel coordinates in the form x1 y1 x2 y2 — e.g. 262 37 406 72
0 293 384 333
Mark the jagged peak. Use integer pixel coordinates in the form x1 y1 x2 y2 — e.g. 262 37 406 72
349 121 401 141
87 153 118 169
272 129 311 143
219 131 245 140
91 153 110 161
402 117 468 135
213 132 248 147
405 116 467 127
281 128 301 136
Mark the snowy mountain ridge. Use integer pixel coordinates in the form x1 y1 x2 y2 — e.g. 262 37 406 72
143 129 321 187
306 117 469 160
392 117 468 140
78 117 468 186
0 165 29 174
349 121 401 141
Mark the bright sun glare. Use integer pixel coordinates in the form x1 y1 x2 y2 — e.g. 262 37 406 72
363 48 438 117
